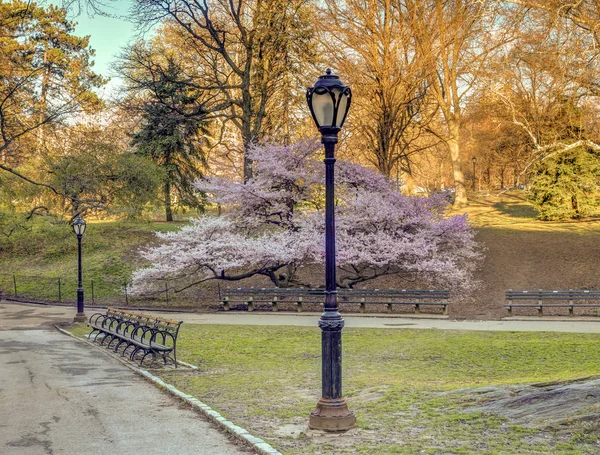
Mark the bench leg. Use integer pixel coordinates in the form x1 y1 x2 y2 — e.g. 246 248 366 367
415 304 421 315
222 297 230 311
359 300 365 314
130 347 141 361
443 304 448 316
247 299 254 312
297 298 303 313
272 297 278 312
101 334 113 346
122 343 135 358
140 350 156 367
114 339 127 353
537 306 543 317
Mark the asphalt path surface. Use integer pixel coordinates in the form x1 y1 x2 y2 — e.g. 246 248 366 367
2 301 600 455
3 301 600 333
0 303 251 455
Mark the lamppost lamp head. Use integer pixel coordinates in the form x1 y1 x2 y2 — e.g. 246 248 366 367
306 69 352 131
472 156 477 164
72 216 86 236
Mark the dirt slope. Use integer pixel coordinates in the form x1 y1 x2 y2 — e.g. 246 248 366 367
457 227 600 319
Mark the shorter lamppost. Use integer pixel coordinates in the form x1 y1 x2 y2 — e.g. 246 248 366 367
472 156 477 192
306 69 356 432
72 216 87 323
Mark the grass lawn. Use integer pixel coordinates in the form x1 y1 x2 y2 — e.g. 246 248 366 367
71 323 600 455
0 220 180 302
453 192 600 233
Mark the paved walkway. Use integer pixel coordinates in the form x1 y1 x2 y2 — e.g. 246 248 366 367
0 303 250 455
2 301 600 454
3 301 600 333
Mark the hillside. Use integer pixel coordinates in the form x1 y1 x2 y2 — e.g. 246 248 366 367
453 192 600 318
2 192 599 318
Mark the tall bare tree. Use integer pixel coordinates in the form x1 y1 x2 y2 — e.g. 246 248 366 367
130 0 315 181
404 0 521 206
321 0 438 192
484 5 600 181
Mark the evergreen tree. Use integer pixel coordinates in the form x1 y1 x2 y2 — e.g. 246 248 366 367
528 147 600 220
129 58 209 222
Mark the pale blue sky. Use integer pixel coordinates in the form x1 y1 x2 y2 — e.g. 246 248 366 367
56 0 139 96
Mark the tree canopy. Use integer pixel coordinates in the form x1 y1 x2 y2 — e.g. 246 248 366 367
130 141 479 294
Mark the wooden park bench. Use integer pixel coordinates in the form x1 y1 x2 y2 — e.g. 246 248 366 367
505 290 600 316
87 308 183 367
221 287 449 315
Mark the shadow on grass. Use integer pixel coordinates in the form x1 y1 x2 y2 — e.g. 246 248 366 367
492 202 538 219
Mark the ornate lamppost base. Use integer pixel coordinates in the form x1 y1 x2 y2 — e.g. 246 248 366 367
73 312 87 323
309 397 356 431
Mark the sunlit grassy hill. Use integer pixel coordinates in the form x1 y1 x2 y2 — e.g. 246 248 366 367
0 220 180 303
449 191 600 318
453 190 600 232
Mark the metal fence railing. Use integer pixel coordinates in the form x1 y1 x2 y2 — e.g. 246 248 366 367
0 273 217 309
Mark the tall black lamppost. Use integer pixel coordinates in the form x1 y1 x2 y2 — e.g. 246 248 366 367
72 216 87 323
472 156 477 192
306 69 355 432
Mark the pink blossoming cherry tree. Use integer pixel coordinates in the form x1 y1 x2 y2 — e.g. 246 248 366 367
130 140 479 294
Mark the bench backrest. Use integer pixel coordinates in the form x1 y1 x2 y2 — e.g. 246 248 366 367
226 287 319 296
506 290 600 300
224 288 448 300
105 307 182 335
338 289 448 299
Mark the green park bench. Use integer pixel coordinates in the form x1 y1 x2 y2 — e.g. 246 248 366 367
221 287 449 315
505 289 600 316
87 308 183 367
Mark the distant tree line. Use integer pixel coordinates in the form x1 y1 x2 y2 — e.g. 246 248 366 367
1 0 600 223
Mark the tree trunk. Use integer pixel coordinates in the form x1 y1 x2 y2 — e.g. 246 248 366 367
402 171 415 195
243 146 253 182
71 197 80 218
571 195 580 218
241 68 254 182
447 122 468 207
38 46 49 155
164 177 173 222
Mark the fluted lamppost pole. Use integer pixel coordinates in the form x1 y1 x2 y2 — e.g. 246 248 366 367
72 216 87 323
472 156 477 192
306 69 356 431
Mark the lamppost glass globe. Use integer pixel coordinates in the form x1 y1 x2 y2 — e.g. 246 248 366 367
72 216 86 236
306 69 351 130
